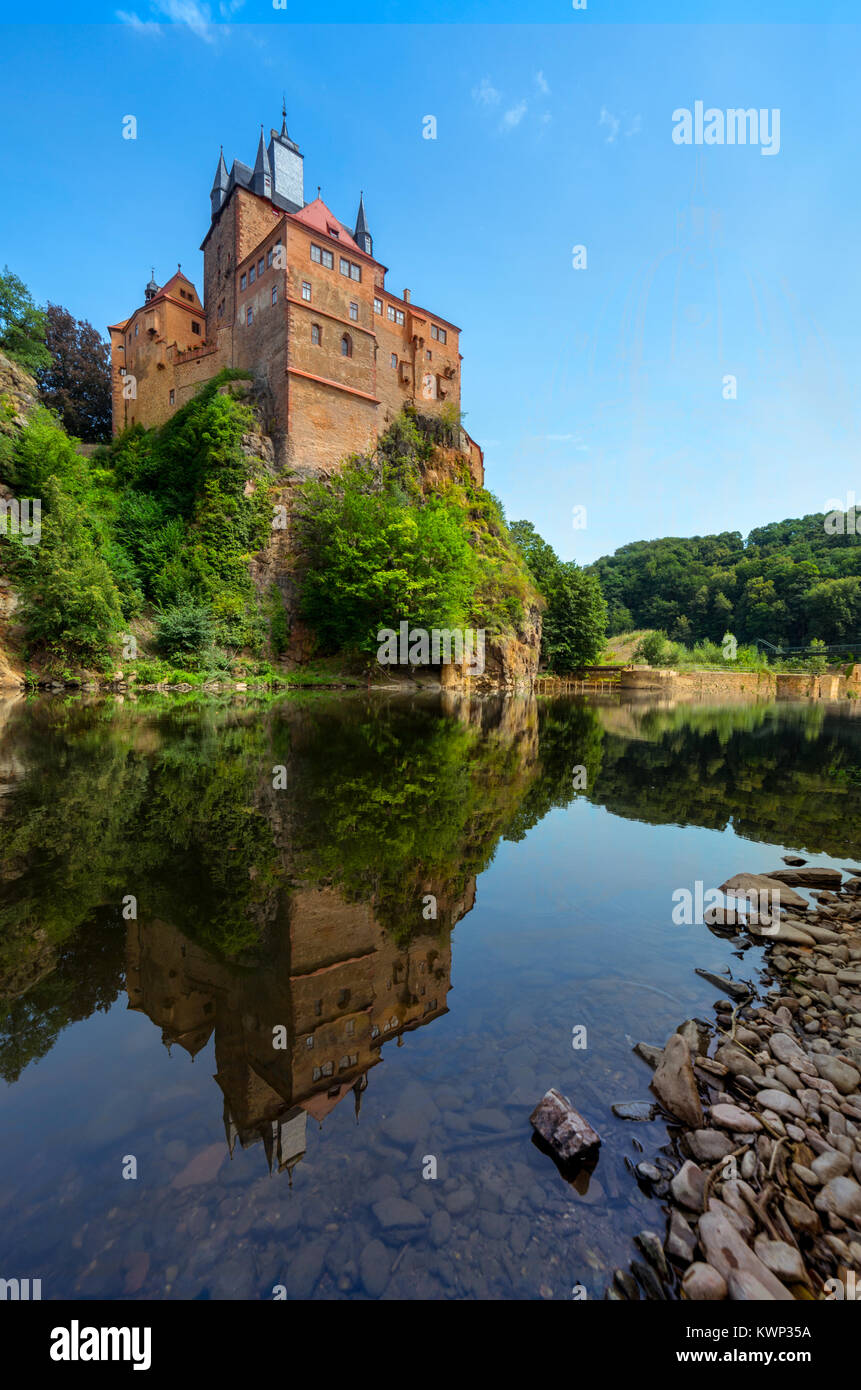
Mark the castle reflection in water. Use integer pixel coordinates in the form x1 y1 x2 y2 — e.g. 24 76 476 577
125 878 473 1178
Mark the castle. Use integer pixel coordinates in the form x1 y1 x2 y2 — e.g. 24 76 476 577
109 111 483 482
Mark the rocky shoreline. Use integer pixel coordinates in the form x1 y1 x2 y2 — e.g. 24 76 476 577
600 859 861 1299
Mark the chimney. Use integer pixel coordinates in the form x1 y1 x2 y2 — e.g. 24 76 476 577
403 288 411 303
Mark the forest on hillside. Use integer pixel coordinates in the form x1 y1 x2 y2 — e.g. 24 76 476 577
588 513 861 649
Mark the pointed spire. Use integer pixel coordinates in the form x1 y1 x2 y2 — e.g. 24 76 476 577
254 126 267 175
210 146 230 219
210 145 229 194
354 192 372 256
252 125 272 198
281 92 288 138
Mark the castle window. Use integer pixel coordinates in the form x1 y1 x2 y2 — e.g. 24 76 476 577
305 1035 314 1049
339 257 350 276
431 325 447 344
426 349 432 360
349 301 358 321
267 248 273 268
169 389 175 405
311 323 321 345
249 266 256 284
390 353 397 368
302 281 311 301
134 323 139 336
246 306 253 326
240 273 247 291
395 308 405 325
311 243 321 263
374 297 382 315
350 264 361 282
340 334 352 358
322 249 334 269
271 286 277 306
191 321 201 335
387 305 395 321
258 258 264 277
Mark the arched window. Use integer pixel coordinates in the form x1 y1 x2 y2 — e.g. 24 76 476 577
341 333 352 358
311 323 321 345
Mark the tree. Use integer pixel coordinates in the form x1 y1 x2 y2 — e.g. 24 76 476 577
20 477 124 661
36 303 112 442
542 563 607 671
0 267 50 372
510 521 607 671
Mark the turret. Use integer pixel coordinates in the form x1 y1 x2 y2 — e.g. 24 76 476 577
144 268 158 303
252 126 272 200
354 192 372 256
210 147 229 218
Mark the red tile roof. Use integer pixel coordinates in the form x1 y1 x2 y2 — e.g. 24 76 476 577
290 197 362 255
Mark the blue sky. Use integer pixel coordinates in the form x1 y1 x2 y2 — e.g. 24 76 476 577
1 4 859 563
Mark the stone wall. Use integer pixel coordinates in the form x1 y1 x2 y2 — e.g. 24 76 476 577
620 665 861 703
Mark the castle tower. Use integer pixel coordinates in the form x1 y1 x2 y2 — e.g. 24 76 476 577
267 106 304 209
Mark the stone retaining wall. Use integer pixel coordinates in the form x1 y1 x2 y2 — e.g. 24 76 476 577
619 665 861 702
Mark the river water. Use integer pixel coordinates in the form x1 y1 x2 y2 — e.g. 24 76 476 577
1 691 859 1299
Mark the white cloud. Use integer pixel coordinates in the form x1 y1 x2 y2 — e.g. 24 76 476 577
536 70 550 95
116 10 163 33
473 76 501 107
625 114 642 137
599 106 620 144
158 0 215 41
501 100 528 131
119 0 238 41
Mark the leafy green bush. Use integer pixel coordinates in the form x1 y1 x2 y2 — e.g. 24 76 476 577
633 630 670 666
18 478 124 661
155 602 214 660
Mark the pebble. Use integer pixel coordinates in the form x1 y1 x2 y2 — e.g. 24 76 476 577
359 1239 391 1298
666 1209 697 1264
372 1197 426 1231
429 1209 452 1247
753 1235 806 1283
710 1104 762 1133
634 1230 668 1278
685 1129 736 1162
681 1263 727 1300
670 1160 705 1213
814 1175 861 1220
756 1088 804 1118
813 1055 861 1095
811 1150 851 1182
